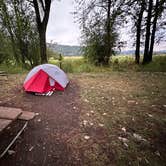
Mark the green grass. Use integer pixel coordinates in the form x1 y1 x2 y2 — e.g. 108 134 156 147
0 55 166 74
111 55 166 72
49 55 166 73
49 56 112 73
0 63 27 74
140 56 166 72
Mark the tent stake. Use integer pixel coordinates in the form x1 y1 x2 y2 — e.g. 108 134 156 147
0 121 28 158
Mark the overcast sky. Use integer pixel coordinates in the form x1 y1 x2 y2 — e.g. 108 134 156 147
46 0 80 45
46 0 165 50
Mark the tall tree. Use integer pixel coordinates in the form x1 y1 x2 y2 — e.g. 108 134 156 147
143 0 153 64
32 0 52 63
75 0 126 65
135 0 146 64
149 0 166 61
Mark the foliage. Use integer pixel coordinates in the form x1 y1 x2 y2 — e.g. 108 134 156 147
75 0 126 66
0 0 40 68
128 0 166 64
47 48 61 60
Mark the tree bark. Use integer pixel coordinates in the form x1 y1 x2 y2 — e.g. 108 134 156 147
33 0 51 64
39 28 47 63
143 0 153 64
135 1 145 64
149 0 165 61
104 0 111 65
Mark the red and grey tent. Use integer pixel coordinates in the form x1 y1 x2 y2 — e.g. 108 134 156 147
23 64 69 93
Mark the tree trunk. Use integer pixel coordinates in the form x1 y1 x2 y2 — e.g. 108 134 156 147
149 0 160 61
143 0 153 64
39 28 47 63
33 0 51 64
104 0 111 65
135 1 145 64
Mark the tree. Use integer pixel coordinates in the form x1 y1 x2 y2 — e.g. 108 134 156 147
0 0 40 67
143 0 166 64
128 0 166 64
143 0 153 64
32 0 52 64
149 0 166 61
134 0 146 64
75 0 126 65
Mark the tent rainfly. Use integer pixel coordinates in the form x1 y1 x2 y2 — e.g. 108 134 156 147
23 64 69 93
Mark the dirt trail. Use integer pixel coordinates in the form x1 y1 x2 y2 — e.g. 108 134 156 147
0 80 83 166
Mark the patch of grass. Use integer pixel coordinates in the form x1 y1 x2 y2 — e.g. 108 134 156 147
50 55 166 73
49 57 112 73
139 56 166 72
78 72 166 165
0 63 27 74
1 54 165 74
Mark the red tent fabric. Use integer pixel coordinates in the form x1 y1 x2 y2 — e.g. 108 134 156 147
24 70 52 93
23 64 69 93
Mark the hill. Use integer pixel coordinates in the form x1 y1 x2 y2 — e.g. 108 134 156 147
47 43 166 56
47 43 82 56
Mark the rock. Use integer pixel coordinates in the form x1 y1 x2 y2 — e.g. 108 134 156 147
127 100 136 104
90 122 94 126
147 114 153 118
133 133 147 142
86 113 90 116
124 143 128 147
37 119 41 122
118 137 128 143
18 111 35 120
98 123 104 127
90 110 94 114
84 135 90 140
155 151 160 156
102 112 107 116
84 99 89 103
83 120 88 125
121 127 126 132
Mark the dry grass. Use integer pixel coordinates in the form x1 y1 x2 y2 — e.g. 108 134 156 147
71 72 166 165
0 72 166 165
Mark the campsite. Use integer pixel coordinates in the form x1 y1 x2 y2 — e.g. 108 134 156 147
0 0 166 165
0 57 166 165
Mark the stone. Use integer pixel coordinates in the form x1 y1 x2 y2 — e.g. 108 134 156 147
0 106 22 120
18 111 35 121
0 119 12 132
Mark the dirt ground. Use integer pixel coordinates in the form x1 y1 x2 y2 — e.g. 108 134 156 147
0 72 166 166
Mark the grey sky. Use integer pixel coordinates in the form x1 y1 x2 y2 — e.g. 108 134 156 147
46 0 80 45
46 0 165 50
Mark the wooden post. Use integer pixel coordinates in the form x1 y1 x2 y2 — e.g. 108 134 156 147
59 54 62 69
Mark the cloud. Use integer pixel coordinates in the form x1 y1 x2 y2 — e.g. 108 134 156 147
46 0 81 45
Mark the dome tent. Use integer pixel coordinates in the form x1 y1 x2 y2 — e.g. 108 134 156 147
23 64 69 94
